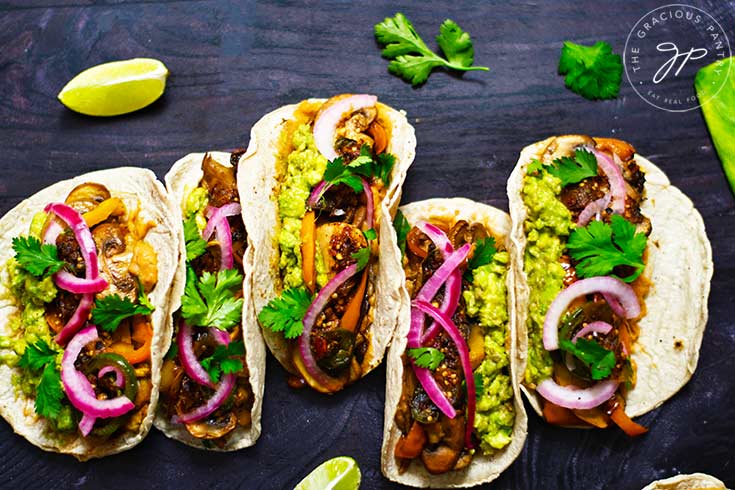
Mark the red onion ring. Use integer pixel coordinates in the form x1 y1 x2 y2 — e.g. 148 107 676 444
54 293 94 346
61 325 135 435
299 263 360 388
360 177 374 229
203 203 241 271
543 277 640 351
45 203 99 278
42 219 63 245
172 373 236 424
53 271 108 294
414 301 476 449
573 321 613 343
576 193 611 227
99 365 125 389
307 181 329 209
79 413 96 437
313 94 378 161
306 178 374 229
177 321 215 388
536 378 619 410
591 149 626 215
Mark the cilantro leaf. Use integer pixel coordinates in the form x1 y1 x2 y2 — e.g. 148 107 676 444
18 340 57 371
559 338 616 380
547 149 598 187
323 158 364 193
466 236 497 281
374 152 396 185
258 287 313 339
181 266 244 330
200 341 245 384
474 372 484 401
12 236 66 278
363 228 377 241
351 247 370 271
408 347 445 370
567 215 647 283
323 146 396 194
527 159 544 175
92 294 154 332
374 13 489 86
393 210 410 257
558 41 622 100
36 363 63 419
184 217 207 262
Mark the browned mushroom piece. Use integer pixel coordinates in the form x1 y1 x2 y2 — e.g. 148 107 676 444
92 223 137 300
64 182 112 214
201 153 239 208
185 412 237 440
543 134 596 163
420 445 461 475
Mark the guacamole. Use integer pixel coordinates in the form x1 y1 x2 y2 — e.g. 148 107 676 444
184 186 209 230
521 168 574 386
277 123 328 289
464 250 515 453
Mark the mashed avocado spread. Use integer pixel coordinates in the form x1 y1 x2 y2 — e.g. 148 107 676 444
463 250 515 453
522 167 574 386
185 186 209 229
277 124 328 289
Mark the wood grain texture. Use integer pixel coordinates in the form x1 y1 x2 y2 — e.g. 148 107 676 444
0 1 733 489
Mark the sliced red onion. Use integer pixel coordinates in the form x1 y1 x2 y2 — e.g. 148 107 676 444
202 203 241 271
543 277 640 351
313 94 378 161
602 293 627 318
99 365 125 389
79 413 96 437
591 150 626 215
577 193 611 227
178 321 215 388
202 203 241 240
414 222 453 255
360 177 374 229
572 321 613 343
414 301 476 449
54 293 94 346
536 378 619 410
307 181 329 209
306 178 373 229
299 263 360 388
210 328 231 346
61 325 135 433
172 373 236 424
45 203 99 278
42 219 63 245
53 271 108 294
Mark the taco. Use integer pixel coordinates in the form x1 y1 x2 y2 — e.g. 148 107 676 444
508 135 712 434
240 94 416 393
641 473 726 490
0 168 178 460
154 151 265 450
382 198 527 487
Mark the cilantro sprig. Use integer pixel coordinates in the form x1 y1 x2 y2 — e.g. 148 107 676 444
375 13 489 86
184 216 207 262
12 236 66 278
351 247 371 271
92 289 155 333
393 210 410 257
408 347 445 370
18 340 63 419
558 40 622 100
181 266 244 330
323 145 396 192
567 214 647 283
258 287 313 339
200 341 245 383
465 237 497 282
559 337 616 380
547 149 598 187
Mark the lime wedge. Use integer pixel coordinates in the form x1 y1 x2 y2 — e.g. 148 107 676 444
294 456 361 490
58 58 169 116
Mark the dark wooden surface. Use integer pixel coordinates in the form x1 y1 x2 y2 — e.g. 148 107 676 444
1 1 733 489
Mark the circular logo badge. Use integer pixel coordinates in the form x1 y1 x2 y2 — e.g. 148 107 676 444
624 3 731 112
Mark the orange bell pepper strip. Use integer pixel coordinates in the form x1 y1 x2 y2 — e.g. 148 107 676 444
543 401 585 426
395 422 426 459
82 197 125 228
573 407 610 428
610 404 648 436
367 121 387 155
109 316 152 364
340 269 368 333
301 210 316 293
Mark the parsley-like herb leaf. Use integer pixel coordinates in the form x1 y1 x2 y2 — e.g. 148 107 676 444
559 338 616 380
184 217 207 262
567 215 647 283
527 159 544 175
181 266 244 330
323 146 396 192
200 341 245 384
12 236 66 278
363 228 377 241
18 340 57 371
465 237 496 282
92 294 154 332
374 13 489 86
558 41 622 100
258 287 313 339
547 149 598 187
351 247 370 271
323 158 363 193
408 347 445 370
18 340 63 419
393 210 410 257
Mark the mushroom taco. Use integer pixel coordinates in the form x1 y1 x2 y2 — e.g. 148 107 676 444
508 135 712 433
382 198 527 488
155 151 265 450
240 94 416 393
0 168 178 460
641 473 726 490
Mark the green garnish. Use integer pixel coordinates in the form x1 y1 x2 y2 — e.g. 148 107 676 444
465 236 497 281
184 216 207 262
559 338 616 380
558 40 622 100
351 247 370 271
567 214 647 283
323 145 396 191
18 340 63 419
547 149 598 187
92 291 155 333
181 266 244 330
363 228 377 241
393 210 410 257
258 287 313 339
375 13 489 86
408 347 445 370
200 340 245 383
11 236 66 278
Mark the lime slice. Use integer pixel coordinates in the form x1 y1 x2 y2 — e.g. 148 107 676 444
294 456 361 490
58 58 169 116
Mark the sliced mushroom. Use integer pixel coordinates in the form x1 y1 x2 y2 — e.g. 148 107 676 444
185 411 237 440
65 183 111 214
543 135 596 163
421 445 461 475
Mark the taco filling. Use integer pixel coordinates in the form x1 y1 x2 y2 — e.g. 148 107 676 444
392 216 514 475
0 182 159 439
258 94 397 393
159 153 254 447
522 135 650 435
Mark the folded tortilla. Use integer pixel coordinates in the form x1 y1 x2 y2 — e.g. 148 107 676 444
154 151 266 450
507 136 713 419
0 168 179 460
382 198 527 488
239 98 416 380
641 473 726 490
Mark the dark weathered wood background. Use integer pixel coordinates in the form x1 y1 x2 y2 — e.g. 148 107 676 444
0 1 733 489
